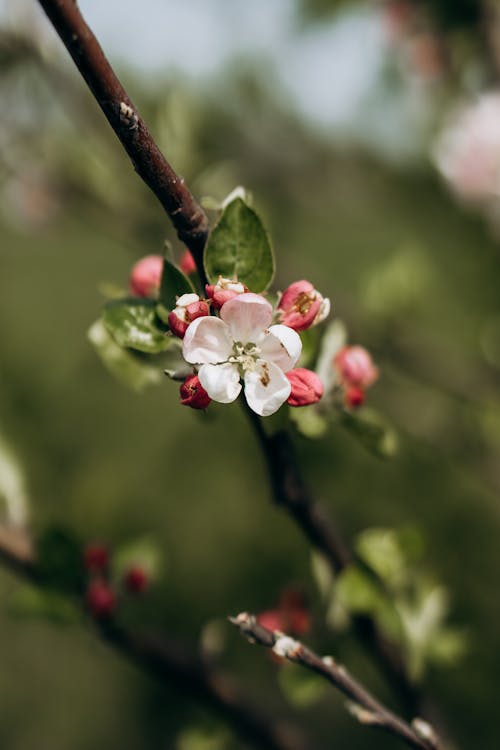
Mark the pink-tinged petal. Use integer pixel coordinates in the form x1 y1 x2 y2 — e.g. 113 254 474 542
198 363 242 403
182 317 232 365
220 293 273 343
244 360 291 417
260 324 302 372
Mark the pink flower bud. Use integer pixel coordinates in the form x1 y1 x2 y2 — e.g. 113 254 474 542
345 385 365 409
83 543 109 572
168 293 209 338
286 368 323 407
86 579 116 619
334 346 378 389
205 277 248 309
278 280 330 331
129 254 163 298
124 566 149 594
257 609 285 632
180 374 211 410
257 588 311 636
179 249 197 275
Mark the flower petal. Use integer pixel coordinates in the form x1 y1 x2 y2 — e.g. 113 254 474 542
198 363 242 403
182 317 232 364
244 360 291 416
220 293 273 344
260 325 302 372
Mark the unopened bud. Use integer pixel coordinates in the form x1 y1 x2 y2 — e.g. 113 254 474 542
129 254 163 298
86 579 116 619
278 280 330 331
205 277 247 309
83 543 109 572
286 368 323 407
124 566 149 594
179 249 197 275
168 293 209 338
180 374 211 410
334 345 378 388
257 609 285 632
345 385 365 409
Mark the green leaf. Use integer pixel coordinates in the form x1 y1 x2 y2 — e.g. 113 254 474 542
112 537 164 580
88 320 163 391
339 407 398 458
290 405 328 439
204 197 274 292
103 298 170 354
158 256 195 313
37 526 84 593
336 566 401 641
8 585 80 625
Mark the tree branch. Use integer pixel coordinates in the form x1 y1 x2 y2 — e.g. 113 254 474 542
230 612 440 750
33 0 438 732
244 404 420 713
36 0 209 279
0 525 311 750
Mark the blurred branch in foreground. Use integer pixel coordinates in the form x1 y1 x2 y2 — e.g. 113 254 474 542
230 612 440 750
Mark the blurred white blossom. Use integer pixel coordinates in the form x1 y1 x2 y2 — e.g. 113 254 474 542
434 92 500 208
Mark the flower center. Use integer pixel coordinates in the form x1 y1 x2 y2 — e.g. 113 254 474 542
294 291 315 314
229 341 261 375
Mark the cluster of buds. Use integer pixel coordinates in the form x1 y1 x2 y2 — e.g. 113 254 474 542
83 542 150 619
334 345 378 409
127 254 379 415
172 278 330 417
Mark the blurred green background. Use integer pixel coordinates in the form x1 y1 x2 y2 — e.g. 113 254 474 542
1 1 500 748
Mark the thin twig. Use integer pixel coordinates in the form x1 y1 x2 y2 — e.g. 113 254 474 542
36 0 209 280
230 612 441 750
0 526 311 750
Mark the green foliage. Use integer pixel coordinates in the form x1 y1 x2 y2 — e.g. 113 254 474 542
36 526 84 594
289 404 329 439
356 527 424 591
88 319 164 391
204 197 275 292
313 527 467 682
8 584 81 625
339 408 399 458
176 727 232 750
103 298 170 354
112 537 164 581
158 256 195 316
362 246 433 321
278 662 327 708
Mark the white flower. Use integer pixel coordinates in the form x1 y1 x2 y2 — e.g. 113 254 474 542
182 293 302 416
434 92 500 203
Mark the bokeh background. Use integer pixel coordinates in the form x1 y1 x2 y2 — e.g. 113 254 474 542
1 1 500 748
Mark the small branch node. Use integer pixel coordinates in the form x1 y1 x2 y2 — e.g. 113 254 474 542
272 636 302 659
347 701 381 726
412 718 439 748
119 101 138 130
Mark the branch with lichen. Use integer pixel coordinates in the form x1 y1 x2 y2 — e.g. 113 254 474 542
230 612 441 750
